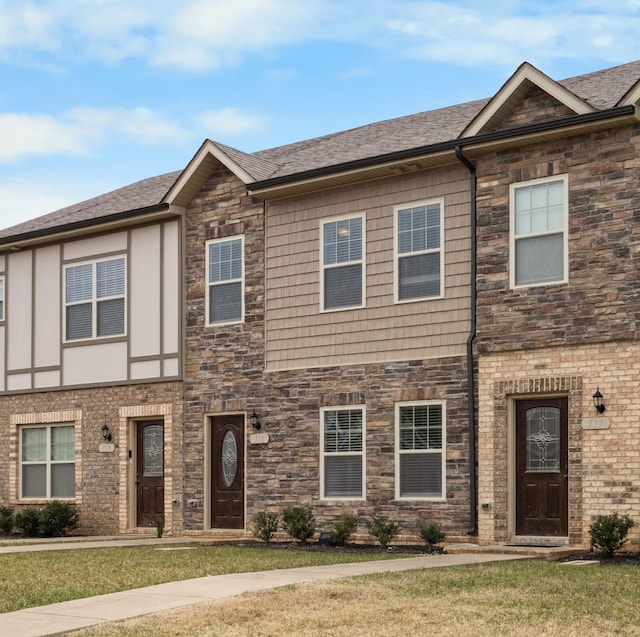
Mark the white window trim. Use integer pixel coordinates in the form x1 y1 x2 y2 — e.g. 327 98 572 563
319 213 366 312
394 400 446 502
63 255 127 343
0 274 4 322
19 423 76 500
320 405 366 501
509 174 569 289
393 198 445 303
205 235 245 326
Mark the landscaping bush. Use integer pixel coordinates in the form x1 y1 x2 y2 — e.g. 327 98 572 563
38 500 79 537
0 505 14 534
253 512 279 543
282 505 315 543
417 521 446 551
365 508 400 547
589 512 635 558
329 515 358 546
14 507 41 537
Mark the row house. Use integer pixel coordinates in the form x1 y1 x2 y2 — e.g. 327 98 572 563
1 59 639 547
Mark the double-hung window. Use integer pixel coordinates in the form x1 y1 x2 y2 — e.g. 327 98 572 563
396 401 445 500
0 275 4 321
510 175 568 288
395 200 443 302
321 407 365 499
20 425 75 499
65 257 126 341
321 215 365 311
206 236 244 325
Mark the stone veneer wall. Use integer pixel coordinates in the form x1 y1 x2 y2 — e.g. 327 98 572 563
478 341 640 548
0 381 182 535
183 165 474 540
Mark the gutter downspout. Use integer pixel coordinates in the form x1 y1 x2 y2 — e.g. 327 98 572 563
455 146 478 537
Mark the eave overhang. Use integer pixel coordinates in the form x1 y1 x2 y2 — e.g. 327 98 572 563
248 105 637 200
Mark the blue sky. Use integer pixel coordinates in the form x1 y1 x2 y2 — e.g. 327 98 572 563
1 0 640 230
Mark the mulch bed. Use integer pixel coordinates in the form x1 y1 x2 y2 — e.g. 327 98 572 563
554 551 640 566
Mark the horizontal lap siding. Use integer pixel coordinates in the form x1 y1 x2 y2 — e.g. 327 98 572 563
265 167 472 370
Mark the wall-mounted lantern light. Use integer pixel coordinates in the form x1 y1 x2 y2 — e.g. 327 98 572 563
250 410 262 430
592 388 606 414
101 422 112 442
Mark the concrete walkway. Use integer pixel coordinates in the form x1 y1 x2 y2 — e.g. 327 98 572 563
0 538 536 637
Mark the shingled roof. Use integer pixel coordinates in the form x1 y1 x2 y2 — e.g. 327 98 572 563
2 59 640 242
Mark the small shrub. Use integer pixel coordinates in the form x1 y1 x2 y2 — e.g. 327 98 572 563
589 512 635 558
0 506 14 534
39 501 79 537
156 516 165 538
253 512 279 543
418 521 446 551
329 515 358 546
15 507 41 537
365 507 400 547
282 505 315 543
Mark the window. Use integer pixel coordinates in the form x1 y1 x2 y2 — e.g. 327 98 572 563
207 236 244 325
20 425 75 499
321 215 365 310
396 401 445 499
510 175 568 288
64 257 126 341
321 407 365 499
395 200 443 302
0 275 4 321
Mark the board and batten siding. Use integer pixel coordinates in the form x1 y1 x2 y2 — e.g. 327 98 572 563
0 219 182 392
264 166 472 370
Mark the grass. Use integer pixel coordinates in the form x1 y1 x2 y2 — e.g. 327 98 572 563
0 544 399 614
74 560 640 637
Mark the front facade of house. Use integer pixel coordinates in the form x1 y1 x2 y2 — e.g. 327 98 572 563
1 59 640 547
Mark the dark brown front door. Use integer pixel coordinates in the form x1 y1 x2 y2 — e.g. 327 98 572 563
211 415 244 529
516 398 568 537
136 421 164 527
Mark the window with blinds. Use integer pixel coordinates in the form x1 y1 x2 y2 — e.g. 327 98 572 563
65 257 126 341
396 401 445 499
395 200 443 302
207 236 244 325
20 425 75 499
321 215 365 311
321 407 365 499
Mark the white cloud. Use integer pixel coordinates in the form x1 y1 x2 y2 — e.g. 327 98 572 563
194 108 269 137
0 107 190 163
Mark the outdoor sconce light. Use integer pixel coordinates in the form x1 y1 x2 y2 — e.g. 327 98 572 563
250 410 262 430
592 388 606 414
101 422 112 442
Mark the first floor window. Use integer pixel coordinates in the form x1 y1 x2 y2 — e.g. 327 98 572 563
20 425 75 499
395 200 443 301
65 257 126 340
207 236 244 324
321 407 364 498
510 175 567 288
396 401 445 499
0 275 4 321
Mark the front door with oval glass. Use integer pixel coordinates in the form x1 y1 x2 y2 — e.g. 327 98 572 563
515 398 568 537
211 415 244 529
136 421 164 527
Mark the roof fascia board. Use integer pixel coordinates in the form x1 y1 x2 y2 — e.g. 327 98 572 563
0 203 173 249
461 62 595 139
249 106 635 195
618 79 640 107
163 139 253 206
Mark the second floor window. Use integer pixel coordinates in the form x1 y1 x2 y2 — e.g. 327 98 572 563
321 215 365 311
510 175 568 288
207 236 244 325
0 275 4 321
395 200 443 302
65 257 125 341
